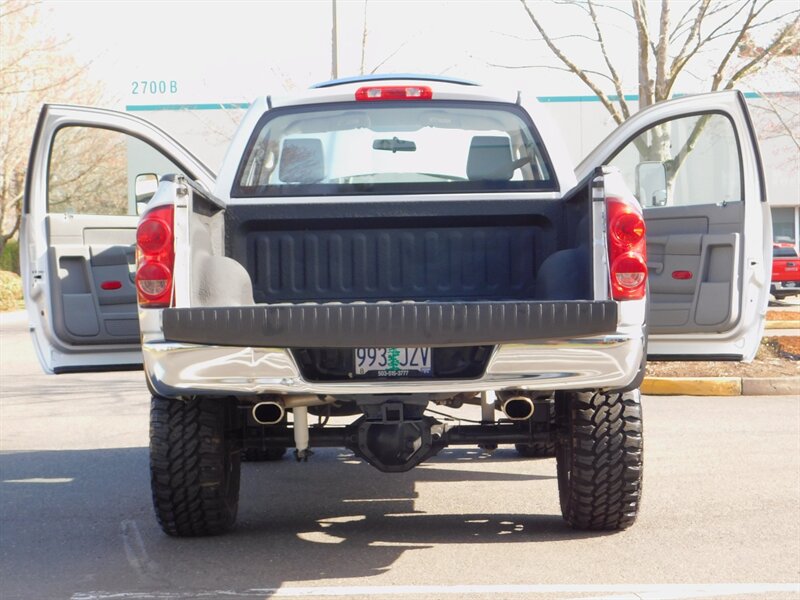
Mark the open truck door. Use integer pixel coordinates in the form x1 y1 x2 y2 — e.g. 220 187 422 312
577 90 771 361
21 104 214 373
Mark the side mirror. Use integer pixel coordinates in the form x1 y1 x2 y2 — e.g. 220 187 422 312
135 173 159 214
635 161 668 207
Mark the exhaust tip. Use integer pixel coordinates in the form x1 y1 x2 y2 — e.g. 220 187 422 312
252 401 285 425
502 397 535 421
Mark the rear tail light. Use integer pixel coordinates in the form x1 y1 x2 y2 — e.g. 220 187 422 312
607 196 647 300
136 205 174 307
355 85 433 101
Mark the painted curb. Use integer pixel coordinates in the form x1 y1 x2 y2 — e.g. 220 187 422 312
642 376 800 396
642 377 741 396
765 320 800 330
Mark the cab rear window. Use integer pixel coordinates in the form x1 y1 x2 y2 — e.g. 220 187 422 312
233 101 557 197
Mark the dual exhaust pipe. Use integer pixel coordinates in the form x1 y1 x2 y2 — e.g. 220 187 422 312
252 394 536 426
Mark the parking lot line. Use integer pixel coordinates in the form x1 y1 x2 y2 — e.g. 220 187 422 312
71 582 800 599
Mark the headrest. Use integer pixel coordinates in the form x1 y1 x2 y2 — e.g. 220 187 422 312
279 138 324 183
466 135 514 181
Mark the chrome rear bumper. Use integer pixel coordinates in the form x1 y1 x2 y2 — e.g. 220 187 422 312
142 327 645 398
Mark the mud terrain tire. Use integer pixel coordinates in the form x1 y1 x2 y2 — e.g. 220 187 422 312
150 396 241 536
555 389 643 530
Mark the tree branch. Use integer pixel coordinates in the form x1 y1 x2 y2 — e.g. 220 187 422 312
757 94 800 150
589 1 637 22
667 0 710 95
631 0 653 109
1 211 22 245
665 0 749 96
724 16 800 89
711 0 764 90
517 0 625 124
491 30 598 43
369 35 415 75
587 0 631 118
486 61 618 84
0 0 41 21
654 0 671 101
670 0 703 42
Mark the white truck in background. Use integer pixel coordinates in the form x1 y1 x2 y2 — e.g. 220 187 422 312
22 76 770 536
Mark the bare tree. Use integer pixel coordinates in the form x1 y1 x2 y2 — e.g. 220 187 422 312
516 0 799 122
47 127 128 215
513 0 799 190
0 0 106 256
741 33 799 167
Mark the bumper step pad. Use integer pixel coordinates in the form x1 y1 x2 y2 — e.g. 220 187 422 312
162 300 617 348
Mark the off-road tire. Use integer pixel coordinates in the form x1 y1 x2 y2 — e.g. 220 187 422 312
555 389 643 530
242 447 287 462
514 441 556 458
149 396 241 536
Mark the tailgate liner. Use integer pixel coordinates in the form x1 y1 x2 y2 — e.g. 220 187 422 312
161 301 617 348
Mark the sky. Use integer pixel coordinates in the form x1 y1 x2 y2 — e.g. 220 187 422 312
41 0 541 107
21 0 796 176
35 0 798 111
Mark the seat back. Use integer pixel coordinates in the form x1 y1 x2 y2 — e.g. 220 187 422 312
279 138 324 183
466 135 514 181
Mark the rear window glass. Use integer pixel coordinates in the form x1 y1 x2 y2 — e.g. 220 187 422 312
773 247 799 258
233 102 557 197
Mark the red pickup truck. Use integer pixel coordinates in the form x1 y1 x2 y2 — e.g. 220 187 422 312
772 243 800 299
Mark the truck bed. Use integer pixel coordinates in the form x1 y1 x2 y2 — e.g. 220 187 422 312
222 195 592 305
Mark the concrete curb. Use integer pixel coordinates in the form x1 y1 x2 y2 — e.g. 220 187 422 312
642 376 800 396
765 320 800 330
741 377 800 395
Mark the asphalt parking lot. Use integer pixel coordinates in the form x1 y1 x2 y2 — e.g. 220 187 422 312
1 310 798 600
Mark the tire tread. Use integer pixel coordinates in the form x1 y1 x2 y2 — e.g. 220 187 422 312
557 390 643 530
150 396 240 537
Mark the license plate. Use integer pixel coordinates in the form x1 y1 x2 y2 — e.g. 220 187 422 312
785 282 797 288
354 347 432 377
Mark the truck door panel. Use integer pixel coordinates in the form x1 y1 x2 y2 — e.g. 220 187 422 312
45 214 139 345
576 91 770 360
645 202 742 333
21 104 214 373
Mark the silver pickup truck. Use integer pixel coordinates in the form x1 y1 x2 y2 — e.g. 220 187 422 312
22 75 770 536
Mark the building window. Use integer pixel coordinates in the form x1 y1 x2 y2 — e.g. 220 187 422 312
772 207 797 244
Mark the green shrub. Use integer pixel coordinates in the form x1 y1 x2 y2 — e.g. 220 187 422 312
0 239 20 274
0 270 23 312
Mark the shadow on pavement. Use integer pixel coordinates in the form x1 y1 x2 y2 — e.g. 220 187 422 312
0 446 613 599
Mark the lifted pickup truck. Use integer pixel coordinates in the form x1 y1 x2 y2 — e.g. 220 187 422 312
22 76 770 536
